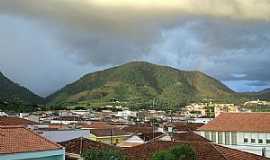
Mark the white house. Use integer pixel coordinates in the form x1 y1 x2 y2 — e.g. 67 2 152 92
198 112 270 157
117 110 137 120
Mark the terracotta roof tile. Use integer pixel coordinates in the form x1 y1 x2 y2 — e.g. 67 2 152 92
124 132 269 160
0 117 37 126
90 128 130 137
214 144 269 160
199 113 270 132
0 126 62 154
80 122 114 129
122 126 154 133
59 137 113 155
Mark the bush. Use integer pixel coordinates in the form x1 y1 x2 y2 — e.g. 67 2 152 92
82 148 126 160
151 145 196 160
152 150 177 160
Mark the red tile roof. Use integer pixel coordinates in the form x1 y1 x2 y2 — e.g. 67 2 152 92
172 122 204 131
122 126 154 133
59 137 113 155
0 126 62 154
0 116 37 126
124 132 270 160
214 144 268 160
199 113 270 132
90 128 130 137
80 122 114 129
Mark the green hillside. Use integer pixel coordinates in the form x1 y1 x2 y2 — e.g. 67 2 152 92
0 72 44 108
47 61 238 108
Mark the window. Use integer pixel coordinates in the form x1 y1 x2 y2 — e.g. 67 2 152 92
266 139 270 144
218 132 223 144
211 132 216 142
205 132 210 140
231 132 237 145
258 139 263 144
251 139 256 143
225 132 230 145
244 138 248 143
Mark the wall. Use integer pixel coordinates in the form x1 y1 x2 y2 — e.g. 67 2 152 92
199 131 270 157
0 149 65 160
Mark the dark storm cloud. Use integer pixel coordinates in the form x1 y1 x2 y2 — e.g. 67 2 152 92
0 0 270 95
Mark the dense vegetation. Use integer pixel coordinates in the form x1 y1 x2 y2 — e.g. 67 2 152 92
151 145 196 160
0 72 44 111
47 61 239 108
1 61 270 111
82 148 126 160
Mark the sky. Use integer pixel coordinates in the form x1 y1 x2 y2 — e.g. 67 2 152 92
0 0 270 97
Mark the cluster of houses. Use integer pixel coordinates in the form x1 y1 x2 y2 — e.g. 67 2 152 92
183 102 239 118
2 105 270 159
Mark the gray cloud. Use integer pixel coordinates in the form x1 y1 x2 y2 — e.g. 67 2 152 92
0 0 270 95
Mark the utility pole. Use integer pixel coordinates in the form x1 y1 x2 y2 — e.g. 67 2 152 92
79 137 83 155
111 128 113 145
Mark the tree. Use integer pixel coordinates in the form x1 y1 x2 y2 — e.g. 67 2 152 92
152 150 176 160
151 145 196 160
82 148 126 160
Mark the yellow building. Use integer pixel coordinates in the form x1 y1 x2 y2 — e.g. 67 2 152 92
89 128 131 145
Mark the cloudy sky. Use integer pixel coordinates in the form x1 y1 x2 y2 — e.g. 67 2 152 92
0 0 270 97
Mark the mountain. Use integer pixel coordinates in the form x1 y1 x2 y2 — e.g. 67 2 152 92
47 61 237 107
0 72 44 105
254 88 270 100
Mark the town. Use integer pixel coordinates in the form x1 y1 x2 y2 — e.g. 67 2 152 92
1 99 270 160
1 1 270 160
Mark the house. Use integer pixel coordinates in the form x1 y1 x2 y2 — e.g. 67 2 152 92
59 137 113 160
117 110 137 120
79 121 114 130
122 125 163 142
50 116 85 125
0 112 7 116
0 116 38 128
117 135 145 148
0 126 65 160
198 112 270 157
89 128 131 145
124 131 270 160
164 122 204 132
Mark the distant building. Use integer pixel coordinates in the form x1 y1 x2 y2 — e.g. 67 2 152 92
80 121 114 130
89 128 131 145
117 135 145 148
117 110 137 120
0 112 7 116
199 112 270 157
0 126 65 160
59 137 114 160
0 116 38 128
50 116 85 125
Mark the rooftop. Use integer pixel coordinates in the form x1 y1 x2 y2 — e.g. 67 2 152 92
199 112 270 132
80 122 114 129
124 132 269 160
59 137 112 155
0 116 37 126
0 126 62 154
90 128 130 137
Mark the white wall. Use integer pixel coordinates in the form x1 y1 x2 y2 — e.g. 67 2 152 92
199 131 270 157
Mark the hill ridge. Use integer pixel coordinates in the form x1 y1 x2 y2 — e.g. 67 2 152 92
47 61 236 106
